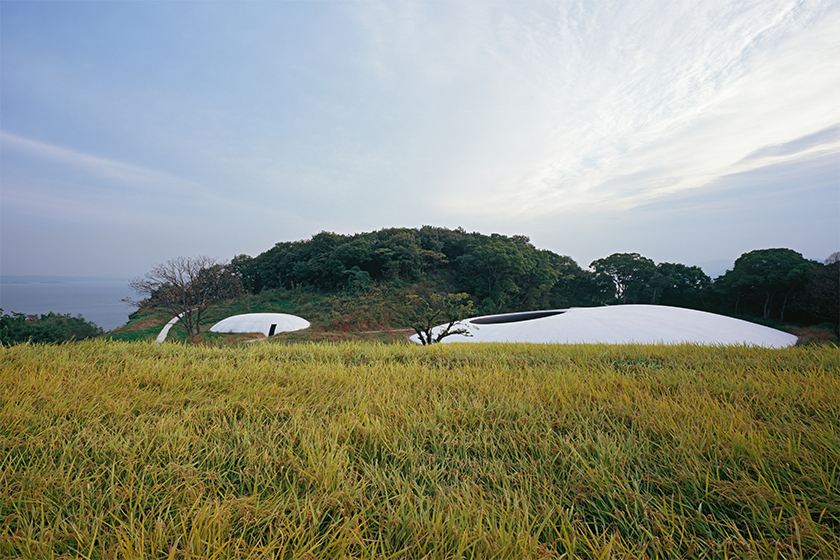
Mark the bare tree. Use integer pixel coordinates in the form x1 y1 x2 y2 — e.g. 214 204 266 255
408 292 476 345
129 256 243 339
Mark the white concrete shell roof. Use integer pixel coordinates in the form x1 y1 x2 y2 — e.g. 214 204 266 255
410 305 797 348
210 313 310 337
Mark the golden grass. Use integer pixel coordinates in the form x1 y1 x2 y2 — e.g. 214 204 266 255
1 341 838 559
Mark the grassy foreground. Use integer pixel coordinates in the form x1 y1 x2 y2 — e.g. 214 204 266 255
1 341 838 559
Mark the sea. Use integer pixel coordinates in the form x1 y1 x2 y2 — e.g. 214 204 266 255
0 276 136 332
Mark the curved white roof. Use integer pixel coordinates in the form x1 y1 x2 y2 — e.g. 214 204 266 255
210 313 310 337
410 305 797 348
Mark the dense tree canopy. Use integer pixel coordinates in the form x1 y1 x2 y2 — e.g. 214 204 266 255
715 248 818 320
651 263 711 308
799 260 839 332
545 253 602 309
454 234 559 313
231 227 836 333
590 253 657 304
234 228 583 315
0 310 103 345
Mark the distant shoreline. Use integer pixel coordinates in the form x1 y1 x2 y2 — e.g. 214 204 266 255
0 278 135 331
1 275 132 284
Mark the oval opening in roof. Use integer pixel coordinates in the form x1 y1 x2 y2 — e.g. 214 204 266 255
469 310 567 325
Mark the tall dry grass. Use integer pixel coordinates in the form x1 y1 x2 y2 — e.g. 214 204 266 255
1 340 838 559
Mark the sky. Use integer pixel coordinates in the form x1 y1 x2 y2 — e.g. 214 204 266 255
1 0 838 280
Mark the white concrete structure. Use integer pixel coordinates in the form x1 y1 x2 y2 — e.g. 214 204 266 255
156 313 183 344
209 313 310 337
409 305 797 348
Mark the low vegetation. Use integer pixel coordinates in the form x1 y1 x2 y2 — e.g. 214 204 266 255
2 340 837 558
0 309 103 346
107 284 429 344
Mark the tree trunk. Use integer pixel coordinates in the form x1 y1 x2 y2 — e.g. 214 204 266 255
763 292 773 320
195 307 202 336
780 292 789 323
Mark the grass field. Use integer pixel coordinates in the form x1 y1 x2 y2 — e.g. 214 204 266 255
1 340 838 559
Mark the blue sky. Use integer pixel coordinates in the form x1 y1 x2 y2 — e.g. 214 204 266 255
1 0 838 279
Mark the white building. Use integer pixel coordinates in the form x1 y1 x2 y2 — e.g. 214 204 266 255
409 305 797 348
209 313 310 337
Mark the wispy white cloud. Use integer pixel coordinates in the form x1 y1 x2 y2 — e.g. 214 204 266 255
742 126 840 160
1 0 837 276
350 0 840 218
0 131 201 195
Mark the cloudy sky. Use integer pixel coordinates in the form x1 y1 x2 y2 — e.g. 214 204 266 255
2 0 838 279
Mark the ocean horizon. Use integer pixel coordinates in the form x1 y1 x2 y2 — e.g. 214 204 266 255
0 276 136 332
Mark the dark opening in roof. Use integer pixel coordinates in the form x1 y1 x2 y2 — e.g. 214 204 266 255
469 310 567 325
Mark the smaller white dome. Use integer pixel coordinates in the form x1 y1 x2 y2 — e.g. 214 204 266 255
210 313 310 337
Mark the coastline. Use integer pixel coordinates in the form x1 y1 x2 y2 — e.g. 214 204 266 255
0 277 134 331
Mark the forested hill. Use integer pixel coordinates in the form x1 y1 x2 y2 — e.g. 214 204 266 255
232 226 728 320
230 226 837 330
232 227 597 314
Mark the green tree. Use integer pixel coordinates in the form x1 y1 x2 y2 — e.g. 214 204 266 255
547 256 602 308
717 248 818 320
796 252 840 336
345 266 373 293
590 253 657 304
0 310 103 345
374 229 424 281
329 237 374 281
231 254 259 292
456 234 558 313
651 262 711 307
408 292 475 345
